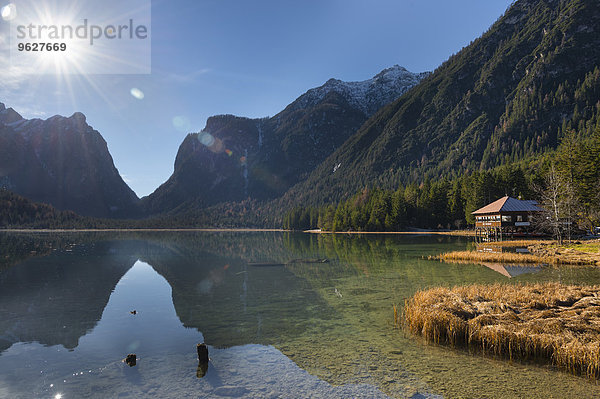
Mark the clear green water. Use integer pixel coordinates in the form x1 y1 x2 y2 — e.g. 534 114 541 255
1 232 600 398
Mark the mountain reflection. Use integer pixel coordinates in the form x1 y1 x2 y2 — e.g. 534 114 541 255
0 232 476 354
0 232 341 353
0 240 139 353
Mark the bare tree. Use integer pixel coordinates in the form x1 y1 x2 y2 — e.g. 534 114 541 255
534 163 575 245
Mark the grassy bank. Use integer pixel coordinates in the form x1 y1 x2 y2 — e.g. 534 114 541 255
305 229 475 236
432 250 595 265
433 239 600 266
432 251 557 264
482 240 555 247
403 283 600 378
529 239 600 266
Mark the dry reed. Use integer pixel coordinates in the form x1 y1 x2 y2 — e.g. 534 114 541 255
403 283 600 378
482 240 556 247
431 250 594 265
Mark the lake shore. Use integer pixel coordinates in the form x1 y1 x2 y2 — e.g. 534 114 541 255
0 228 287 233
403 282 600 379
434 239 600 266
1 227 476 236
305 229 475 236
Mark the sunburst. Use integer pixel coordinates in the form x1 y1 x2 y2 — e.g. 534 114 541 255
4 0 151 111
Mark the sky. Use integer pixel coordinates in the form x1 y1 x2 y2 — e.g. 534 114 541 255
0 0 514 197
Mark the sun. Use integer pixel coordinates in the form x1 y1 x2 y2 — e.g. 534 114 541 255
4 0 151 112
10 1 88 75
36 36 88 75
8 0 150 76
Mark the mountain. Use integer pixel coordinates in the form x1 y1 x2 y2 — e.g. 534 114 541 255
142 66 427 214
275 0 600 210
0 104 139 217
286 65 428 117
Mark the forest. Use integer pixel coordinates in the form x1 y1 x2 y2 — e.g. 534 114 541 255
283 127 600 234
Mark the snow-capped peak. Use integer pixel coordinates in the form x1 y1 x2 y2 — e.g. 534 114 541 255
294 65 429 116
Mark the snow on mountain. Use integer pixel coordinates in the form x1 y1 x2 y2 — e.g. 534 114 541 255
293 65 429 117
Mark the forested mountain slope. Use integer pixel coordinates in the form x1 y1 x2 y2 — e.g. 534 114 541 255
276 0 600 210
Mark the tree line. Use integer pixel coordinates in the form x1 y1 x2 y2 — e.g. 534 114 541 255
283 128 600 234
2 127 597 233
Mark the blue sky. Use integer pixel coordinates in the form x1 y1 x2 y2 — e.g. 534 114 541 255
0 0 513 197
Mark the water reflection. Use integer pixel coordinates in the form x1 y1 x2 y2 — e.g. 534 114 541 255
481 263 543 278
0 254 389 398
476 244 531 254
0 240 138 353
1 232 600 398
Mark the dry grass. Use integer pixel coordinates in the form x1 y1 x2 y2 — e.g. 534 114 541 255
567 239 600 254
529 241 600 266
483 240 556 247
432 250 597 266
403 283 600 378
432 239 600 267
432 251 552 264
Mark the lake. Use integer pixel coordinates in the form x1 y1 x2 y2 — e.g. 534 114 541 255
1 232 600 398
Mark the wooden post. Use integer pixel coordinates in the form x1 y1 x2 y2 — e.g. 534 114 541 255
197 343 209 363
196 343 209 378
196 362 209 378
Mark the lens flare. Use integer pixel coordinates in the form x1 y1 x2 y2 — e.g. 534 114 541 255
196 131 225 153
198 131 215 147
1 3 16 21
172 115 191 132
225 149 233 157
127 340 141 352
130 88 145 100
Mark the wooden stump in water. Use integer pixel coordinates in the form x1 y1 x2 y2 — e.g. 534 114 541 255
124 354 136 367
196 361 209 378
197 343 209 363
196 343 209 378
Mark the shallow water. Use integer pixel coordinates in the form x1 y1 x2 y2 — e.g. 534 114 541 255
1 232 600 398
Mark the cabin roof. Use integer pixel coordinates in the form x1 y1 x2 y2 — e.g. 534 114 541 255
472 196 543 215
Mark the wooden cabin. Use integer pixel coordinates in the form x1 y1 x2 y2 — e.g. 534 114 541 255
472 196 544 241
